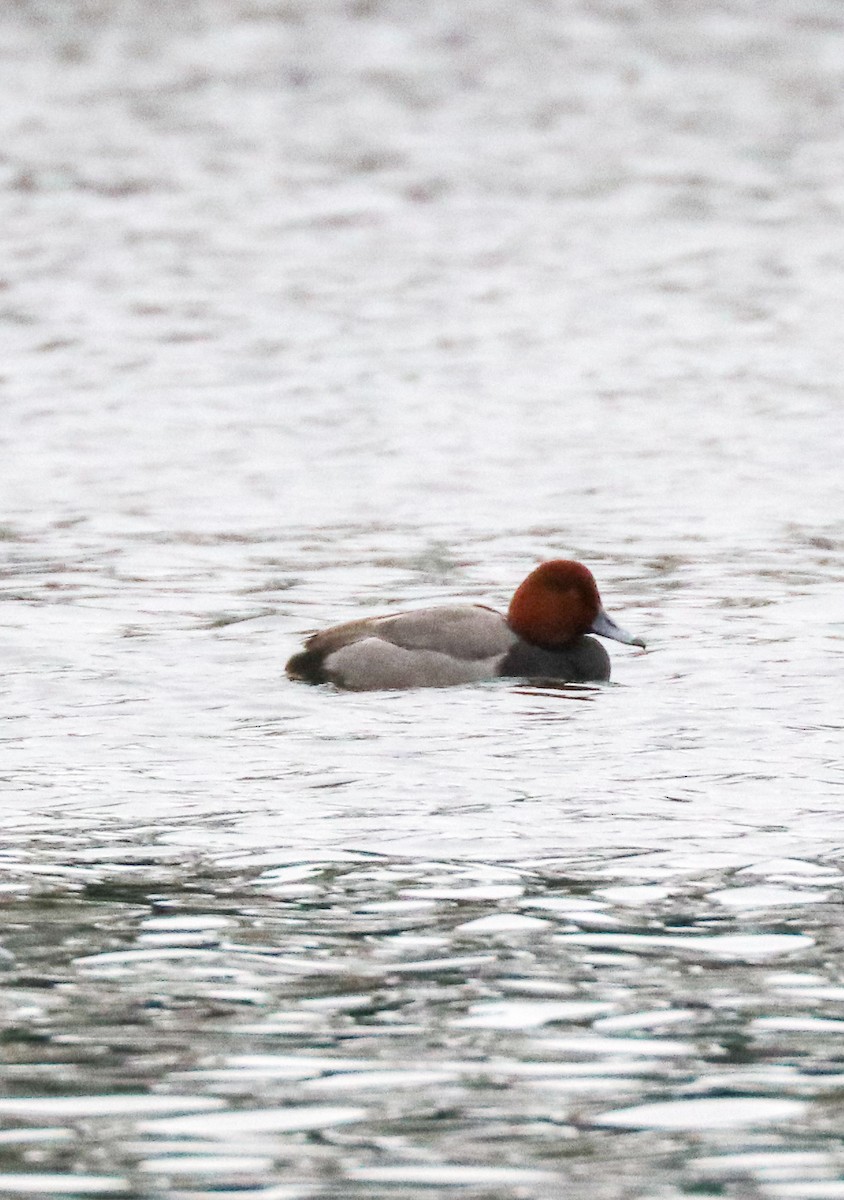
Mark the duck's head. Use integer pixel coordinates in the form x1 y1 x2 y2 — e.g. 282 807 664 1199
507 559 646 651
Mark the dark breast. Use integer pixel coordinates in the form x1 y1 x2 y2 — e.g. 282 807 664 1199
499 635 611 683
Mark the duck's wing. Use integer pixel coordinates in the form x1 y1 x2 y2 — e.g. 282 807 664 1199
372 605 513 658
287 605 515 689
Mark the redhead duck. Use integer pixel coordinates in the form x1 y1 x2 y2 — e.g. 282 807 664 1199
286 559 645 691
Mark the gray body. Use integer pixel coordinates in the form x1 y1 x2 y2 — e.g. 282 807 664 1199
286 604 611 691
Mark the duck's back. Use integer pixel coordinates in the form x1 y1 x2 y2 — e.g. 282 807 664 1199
286 604 516 690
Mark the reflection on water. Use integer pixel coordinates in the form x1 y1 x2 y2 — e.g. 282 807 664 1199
2 850 844 1197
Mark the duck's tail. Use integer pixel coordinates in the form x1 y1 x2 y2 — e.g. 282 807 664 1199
285 649 329 685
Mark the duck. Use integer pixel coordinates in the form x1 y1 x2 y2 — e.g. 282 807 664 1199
285 559 645 691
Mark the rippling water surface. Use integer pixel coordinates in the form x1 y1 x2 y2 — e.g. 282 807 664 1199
2 1 844 1197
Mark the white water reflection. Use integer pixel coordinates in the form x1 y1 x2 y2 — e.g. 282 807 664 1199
0 1178 128 1196
138 1106 368 1137
347 1165 558 1185
0 1097 226 1119
559 931 815 958
594 1097 807 1130
2 851 844 1197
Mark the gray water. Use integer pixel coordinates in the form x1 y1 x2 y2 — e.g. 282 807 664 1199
2 1 844 1197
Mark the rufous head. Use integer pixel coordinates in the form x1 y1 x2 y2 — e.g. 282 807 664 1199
507 560 645 651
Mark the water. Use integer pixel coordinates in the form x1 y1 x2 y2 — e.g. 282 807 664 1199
2 1 844 1197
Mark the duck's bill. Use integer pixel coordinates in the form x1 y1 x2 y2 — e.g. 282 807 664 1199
590 607 646 648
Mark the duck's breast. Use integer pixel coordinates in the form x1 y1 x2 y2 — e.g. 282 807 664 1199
498 634 611 682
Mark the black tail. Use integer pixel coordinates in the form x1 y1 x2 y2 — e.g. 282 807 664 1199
285 649 330 685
